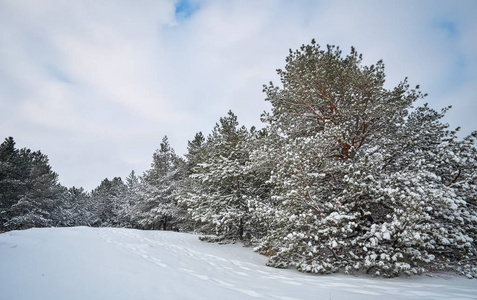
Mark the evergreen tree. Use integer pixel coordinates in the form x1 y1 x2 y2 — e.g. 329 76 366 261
182 111 268 242
252 41 477 278
135 136 186 230
91 177 127 227
0 137 28 231
184 132 206 175
171 132 207 232
1 137 66 230
63 187 96 226
117 170 141 228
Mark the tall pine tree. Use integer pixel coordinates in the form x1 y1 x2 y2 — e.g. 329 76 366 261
252 41 477 277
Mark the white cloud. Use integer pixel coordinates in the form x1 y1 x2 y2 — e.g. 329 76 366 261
1 0 476 190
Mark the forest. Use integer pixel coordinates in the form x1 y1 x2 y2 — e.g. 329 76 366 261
1 41 476 278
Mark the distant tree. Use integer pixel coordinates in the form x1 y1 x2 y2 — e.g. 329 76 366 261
63 187 96 226
91 177 127 227
117 170 141 228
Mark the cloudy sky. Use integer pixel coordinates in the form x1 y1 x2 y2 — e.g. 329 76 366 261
1 0 476 191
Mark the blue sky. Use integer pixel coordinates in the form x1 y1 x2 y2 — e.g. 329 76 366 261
175 0 200 19
1 0 476 190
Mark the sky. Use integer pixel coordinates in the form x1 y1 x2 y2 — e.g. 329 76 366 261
1 0 476 191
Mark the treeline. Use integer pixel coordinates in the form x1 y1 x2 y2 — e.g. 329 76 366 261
1 40 476 278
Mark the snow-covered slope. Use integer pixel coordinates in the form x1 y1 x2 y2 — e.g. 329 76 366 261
0 227 475 300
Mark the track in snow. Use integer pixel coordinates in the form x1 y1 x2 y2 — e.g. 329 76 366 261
1 227 476 300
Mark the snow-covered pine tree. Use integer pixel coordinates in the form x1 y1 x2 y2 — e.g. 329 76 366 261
135 136 187 230
0 137 29 231
182 111 269 242
1 139 66 230
171 132 207 232
90 177 127 227
63 186 97 227
252 40 477 278
115 170 141 228
184 132 206 176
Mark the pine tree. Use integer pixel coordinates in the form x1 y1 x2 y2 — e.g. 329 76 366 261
91 177 127 227
135 136 186 230
171 132 207 232
63 187 96 226
184 132 206 175
0 137 28 231
1 138 66 230
182 111 269 242
252 41 477 277
117 170 141 228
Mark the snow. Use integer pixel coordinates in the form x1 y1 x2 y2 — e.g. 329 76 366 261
1 227 476 300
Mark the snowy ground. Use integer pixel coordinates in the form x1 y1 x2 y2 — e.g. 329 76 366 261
0 227 476 300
